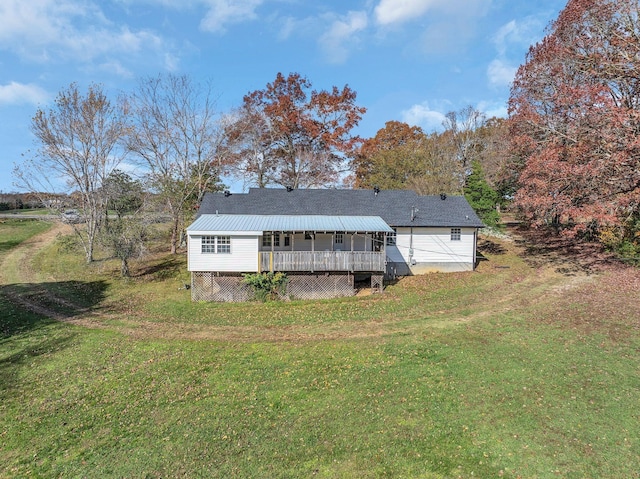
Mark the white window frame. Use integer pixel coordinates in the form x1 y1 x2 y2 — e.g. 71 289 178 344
335 233 344 245
450 228 461 241
201 235 231 254
262 232 280 248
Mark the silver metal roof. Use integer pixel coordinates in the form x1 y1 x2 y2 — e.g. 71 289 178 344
187 214 394 235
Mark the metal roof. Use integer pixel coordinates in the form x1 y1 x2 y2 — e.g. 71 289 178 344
187 214 394 235
197 188 485 228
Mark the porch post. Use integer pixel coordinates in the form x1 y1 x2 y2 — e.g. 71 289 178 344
350 233 354 272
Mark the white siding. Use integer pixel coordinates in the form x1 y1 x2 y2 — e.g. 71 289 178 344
188 234 259 272
388 227 477 266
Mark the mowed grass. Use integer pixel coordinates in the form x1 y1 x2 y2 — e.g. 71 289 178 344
1 221 639 478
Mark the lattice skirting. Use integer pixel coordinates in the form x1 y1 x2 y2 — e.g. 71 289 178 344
371 274 384 294
286 273 355 300
190 272 363 302
191 273 252 302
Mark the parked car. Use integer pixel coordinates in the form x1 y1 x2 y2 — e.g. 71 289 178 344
61 209 82 224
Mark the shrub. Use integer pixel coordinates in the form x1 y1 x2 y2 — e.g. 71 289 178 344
243 272 288 302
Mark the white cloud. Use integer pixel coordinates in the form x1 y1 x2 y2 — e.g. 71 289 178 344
0 0 166 67
492 16 550 54
476 100 507 119
374 0 439 26
319 11 368 64
0 82 48 105
164 52 180 72
401 102 447 132
199 0 263 33
374 0 490 26
487 16 549 89
98 61 134 79
493 20 518 56
487 59 517 88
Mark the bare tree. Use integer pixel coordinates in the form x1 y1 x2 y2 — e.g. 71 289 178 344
219 105 278 189
14 83 128 263
127 74 224 254
442 106 487 172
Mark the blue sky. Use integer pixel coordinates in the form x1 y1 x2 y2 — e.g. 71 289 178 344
0 0 567 193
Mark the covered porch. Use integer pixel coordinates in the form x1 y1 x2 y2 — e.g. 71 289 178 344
259 250 386 272
257 217 390 273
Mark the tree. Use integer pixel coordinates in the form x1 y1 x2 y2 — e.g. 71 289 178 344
219 104 278 189
102 169 144 220
464 160 501 227
442 106 486 173
352 121 462 194
508 0 640 237
226 72 366 189
473 117 511 192
14 83 128 263
99 169 147 277
352 120 426 188
100 216 147 278
127 74 224 254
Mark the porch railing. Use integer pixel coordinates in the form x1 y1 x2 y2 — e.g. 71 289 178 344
260 251 385 272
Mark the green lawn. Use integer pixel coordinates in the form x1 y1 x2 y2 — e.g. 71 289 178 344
1 221 639 478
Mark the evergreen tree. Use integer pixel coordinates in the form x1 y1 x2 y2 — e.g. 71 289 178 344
464 160 501 227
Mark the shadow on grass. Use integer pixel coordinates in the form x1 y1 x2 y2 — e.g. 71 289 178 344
0 324 77 398
0 280 109 339
134 256 183 279
0 238 24 253
0 281 107 398
511 225 618 276
478 238 507 255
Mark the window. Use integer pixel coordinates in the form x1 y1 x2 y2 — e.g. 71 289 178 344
304 232 313 240
217 235 231 253
386 228 397 246
202 235 231 254
284 235 290 247
262 233 280 248
335 233 344 244
201 235 215 253
451 228 461 241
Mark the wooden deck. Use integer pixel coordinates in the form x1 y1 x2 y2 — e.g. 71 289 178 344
260 251 385 272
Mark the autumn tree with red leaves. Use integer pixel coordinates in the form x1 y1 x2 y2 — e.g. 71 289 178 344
224 72 366 189
508 0 640 244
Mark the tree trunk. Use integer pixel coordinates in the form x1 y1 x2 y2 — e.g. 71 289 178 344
171 217 179 254
121 257 130 277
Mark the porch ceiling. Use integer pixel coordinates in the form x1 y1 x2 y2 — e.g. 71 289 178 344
187 214 394 235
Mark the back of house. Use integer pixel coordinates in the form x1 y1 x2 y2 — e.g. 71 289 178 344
186 188 484 301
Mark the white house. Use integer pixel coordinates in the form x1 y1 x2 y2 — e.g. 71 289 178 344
186 188 484 301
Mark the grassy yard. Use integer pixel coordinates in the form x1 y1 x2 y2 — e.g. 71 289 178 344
1 220 639 478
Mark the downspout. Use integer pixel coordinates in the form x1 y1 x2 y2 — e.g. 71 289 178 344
409 227 414 266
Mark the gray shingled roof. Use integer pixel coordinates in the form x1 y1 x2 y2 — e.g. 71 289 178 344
197 188 485 228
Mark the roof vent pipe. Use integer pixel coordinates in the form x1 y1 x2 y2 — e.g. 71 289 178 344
374 186 380 196
286 186 293 192
224 190 231 197
440 193 447 200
